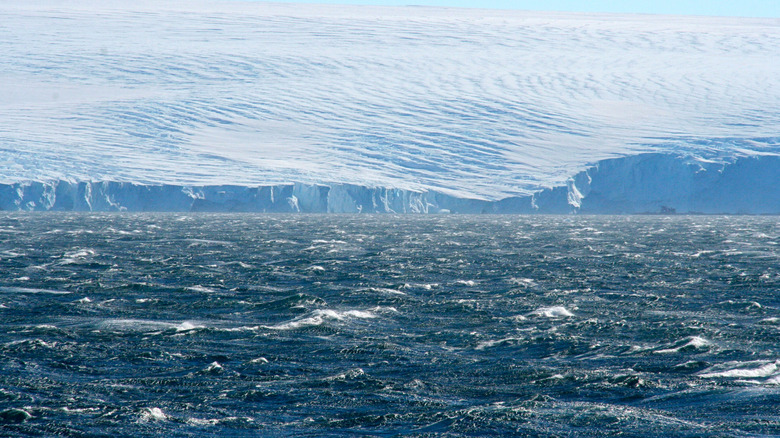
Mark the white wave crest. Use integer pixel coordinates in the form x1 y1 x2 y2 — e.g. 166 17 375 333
654 336 712 354
138 407 167 423
700 360 780 379
264 309 379 330
531 306 574 318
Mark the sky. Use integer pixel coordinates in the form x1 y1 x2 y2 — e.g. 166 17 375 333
264 0 780 18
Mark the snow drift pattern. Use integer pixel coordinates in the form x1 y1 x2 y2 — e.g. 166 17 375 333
1 1 779 203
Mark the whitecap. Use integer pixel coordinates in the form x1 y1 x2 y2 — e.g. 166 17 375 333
187 285 216 293
98 319 172 332
342 310 377 318
371 306 398 314
187 417 220 426
188 416 254 426
186 238 232 246
5 339 57 349
221 325 261 333
475 337 523 350
65 249 95 258
0 286 71 295
97 319 203 333
401 283 438 290
456 280 476 287
203 361 223 373
654 336 712 354
510 278 537 287
326 368 365 381
60 249 96 264
367 287 407 296
139 407 167 423
59 406 100 414
700 360 779 379
264 308 377 330
531 306 574 318
176 321 203 332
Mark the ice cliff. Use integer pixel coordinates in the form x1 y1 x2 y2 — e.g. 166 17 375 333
565 153 780 214
3 154 777 214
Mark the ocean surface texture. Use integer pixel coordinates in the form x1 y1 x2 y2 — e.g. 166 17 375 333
0 214 779 437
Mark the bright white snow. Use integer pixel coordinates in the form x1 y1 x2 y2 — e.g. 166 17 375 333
1 1 779 200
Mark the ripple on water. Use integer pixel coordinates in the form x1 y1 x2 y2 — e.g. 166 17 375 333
1 215 779 436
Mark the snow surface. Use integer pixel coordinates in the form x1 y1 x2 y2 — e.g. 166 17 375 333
1 1 779 210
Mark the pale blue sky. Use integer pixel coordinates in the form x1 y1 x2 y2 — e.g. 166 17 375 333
264 0 780 18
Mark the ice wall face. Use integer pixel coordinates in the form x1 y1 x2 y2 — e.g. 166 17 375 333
567 154 780 214
0 181 489 214
1 1 779 203
2 154 778 213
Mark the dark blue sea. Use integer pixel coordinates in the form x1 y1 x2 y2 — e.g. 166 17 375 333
1 214 779 437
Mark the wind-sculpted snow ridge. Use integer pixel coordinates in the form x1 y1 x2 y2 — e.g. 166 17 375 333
1 2 779 202
2 153 779 213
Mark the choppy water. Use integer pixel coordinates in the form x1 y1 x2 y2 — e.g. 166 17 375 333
1 214 779 437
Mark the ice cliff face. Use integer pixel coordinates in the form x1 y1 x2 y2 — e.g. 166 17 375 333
0 181 474 214
3 154 777 213
567 154 780 214
1 2 779 210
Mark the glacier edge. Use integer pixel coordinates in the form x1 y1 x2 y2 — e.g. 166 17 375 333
2 154 778 214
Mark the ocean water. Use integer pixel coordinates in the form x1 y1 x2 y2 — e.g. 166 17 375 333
0 213 778 437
